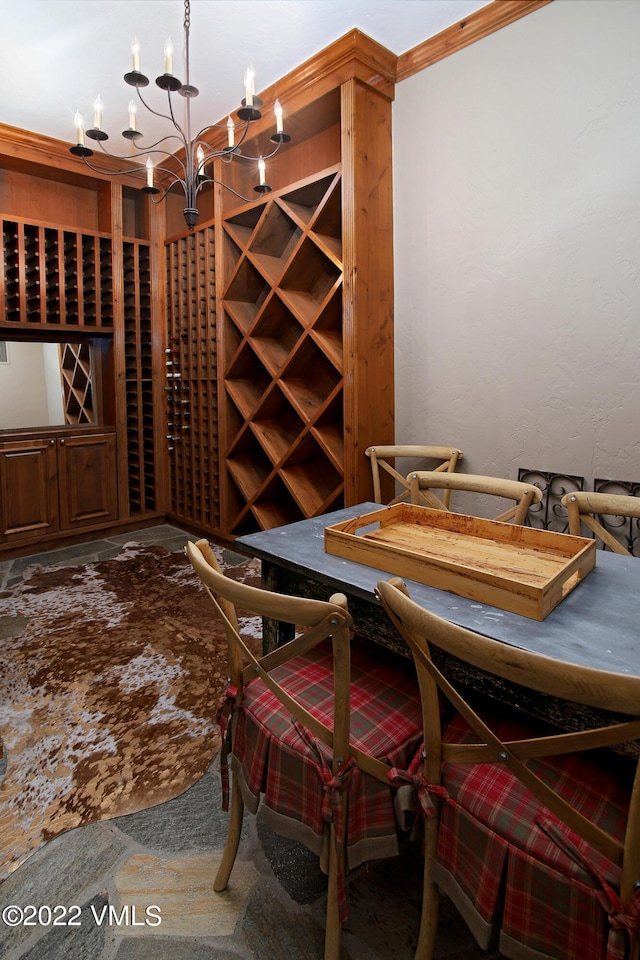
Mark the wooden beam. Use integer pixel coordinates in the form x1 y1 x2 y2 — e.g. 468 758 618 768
396 0 554 81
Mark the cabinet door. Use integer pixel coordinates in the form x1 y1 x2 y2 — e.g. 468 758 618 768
0 438 59 542
57 433 118 529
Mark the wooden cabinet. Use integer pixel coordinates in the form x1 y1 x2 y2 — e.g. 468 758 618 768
0 158 161 528
0 429 118 545
0 436 59 542
57 432 118 529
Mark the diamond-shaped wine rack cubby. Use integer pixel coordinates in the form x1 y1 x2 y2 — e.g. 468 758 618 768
59 341 94 424
221 166 345 535
165 225 217 530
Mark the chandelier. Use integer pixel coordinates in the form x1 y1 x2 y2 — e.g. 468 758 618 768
69 0 291 231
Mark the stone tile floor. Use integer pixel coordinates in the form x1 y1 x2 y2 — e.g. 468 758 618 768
0 524 501 960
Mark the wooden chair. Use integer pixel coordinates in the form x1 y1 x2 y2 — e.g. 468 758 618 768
561 490 640 556
376 576 640 960
407 471 542 525
186 539 425 960
365 444 463 508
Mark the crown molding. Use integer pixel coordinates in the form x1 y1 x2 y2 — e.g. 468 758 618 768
0 122 142 186
396 0 554 82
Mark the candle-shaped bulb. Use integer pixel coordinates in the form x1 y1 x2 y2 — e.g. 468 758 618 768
74 110 85 146
274 99 283 134
146 157 154 188
128 100 137 130
227 115 235 148
244 63 255 107
258 156 266 186
164 37 173 74
93 96 103 130
131 37 141 72
196 145 205 172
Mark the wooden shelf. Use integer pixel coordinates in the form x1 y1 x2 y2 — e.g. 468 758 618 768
0 216 114 330
250 296 304 375
123 240 156 516
220 166 346 535
164 225 218 530
60 341 94 424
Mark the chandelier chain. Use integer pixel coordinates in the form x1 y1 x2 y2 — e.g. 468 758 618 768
184 0 192 88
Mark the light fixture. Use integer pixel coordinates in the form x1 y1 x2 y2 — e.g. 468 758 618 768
69 0 291 231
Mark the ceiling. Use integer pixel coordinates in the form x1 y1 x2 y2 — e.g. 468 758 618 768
1 0 488 153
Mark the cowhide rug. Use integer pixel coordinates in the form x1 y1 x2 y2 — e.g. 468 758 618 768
0 541 261 882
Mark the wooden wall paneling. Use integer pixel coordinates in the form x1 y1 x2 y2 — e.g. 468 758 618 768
340 79 394 505
216 92 343 219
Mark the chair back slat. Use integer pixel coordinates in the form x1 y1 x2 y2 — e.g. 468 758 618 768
408 471 542 525
562 491 640 556
365 444 463 508
376 576 640 900
187 539 391 783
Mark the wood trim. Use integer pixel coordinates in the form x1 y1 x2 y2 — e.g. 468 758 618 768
396 0 554 81
0 122 144 188
176 29 397 162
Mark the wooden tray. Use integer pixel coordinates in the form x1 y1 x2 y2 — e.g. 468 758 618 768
324 504 596 620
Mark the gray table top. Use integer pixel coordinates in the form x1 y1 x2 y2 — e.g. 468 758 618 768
237 502 640 678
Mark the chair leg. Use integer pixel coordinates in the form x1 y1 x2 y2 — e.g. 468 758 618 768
414 816 440 960
323 823 344 960
214 781 245 892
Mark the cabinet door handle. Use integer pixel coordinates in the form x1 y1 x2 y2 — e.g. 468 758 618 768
50 439 55 445
59 439 65 445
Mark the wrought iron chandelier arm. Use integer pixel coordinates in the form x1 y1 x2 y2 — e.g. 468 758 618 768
233 141 283 163
73 153 146 179
142 158 188 188
133 86 187 142
128 140 188 178
195 177 259 205
86 137 188 182
194 118 251 156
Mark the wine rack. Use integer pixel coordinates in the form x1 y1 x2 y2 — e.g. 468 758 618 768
0 216 113 328
165 225 217 530
59 341 94 424
123 240 156 515
221 166 345 536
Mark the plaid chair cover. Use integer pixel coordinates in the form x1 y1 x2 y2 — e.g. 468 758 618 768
435 711 635 960
230 636 424 870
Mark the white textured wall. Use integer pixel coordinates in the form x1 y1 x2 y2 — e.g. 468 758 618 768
393 0 640 489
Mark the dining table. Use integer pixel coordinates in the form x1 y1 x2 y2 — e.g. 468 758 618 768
235 502 640 738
